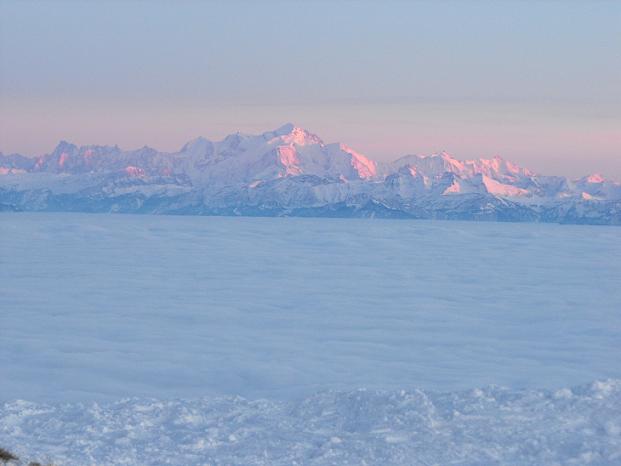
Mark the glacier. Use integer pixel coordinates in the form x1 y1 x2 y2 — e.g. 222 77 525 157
1 123 620 224
1 213 620 464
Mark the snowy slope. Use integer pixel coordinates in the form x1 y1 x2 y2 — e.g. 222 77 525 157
1 124 620 224
2 380 621 466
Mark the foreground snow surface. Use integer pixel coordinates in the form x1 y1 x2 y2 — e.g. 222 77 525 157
1 213 620 464
2 380 621 465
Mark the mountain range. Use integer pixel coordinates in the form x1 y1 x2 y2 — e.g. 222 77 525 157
1 123 620 224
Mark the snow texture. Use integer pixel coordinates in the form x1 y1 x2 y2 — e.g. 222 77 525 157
1 213 620 464
2 380 621 465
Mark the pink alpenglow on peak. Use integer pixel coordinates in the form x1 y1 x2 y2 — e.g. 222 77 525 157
339 144 377 179
58 153 69 168
481 175 529 197
501 158 532 177
124 166 145 177
1 123 620 225
395 152 536 183
268 124 323 147
585 174 605 184
0 167 26 175
438 152 466 174
442 179 463 195
465 156 534 180
34 156 45 170
277 146 302 176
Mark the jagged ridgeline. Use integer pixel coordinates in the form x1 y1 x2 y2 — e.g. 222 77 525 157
1 124 620 224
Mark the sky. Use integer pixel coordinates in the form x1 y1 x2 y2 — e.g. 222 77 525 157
0 0 619 178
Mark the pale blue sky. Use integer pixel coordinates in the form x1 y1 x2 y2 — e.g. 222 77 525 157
1 0 619 177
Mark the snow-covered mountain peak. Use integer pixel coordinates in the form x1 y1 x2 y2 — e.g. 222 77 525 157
582 174 606 184
393 152 466 178
180 136 214 157
263 124 324 146
466 155 535 179
2 125 620 224
272 122 296 135
52 140 78 155
219 132 251 151
336 143 378 179
437 151 455 160
393 152 537 184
